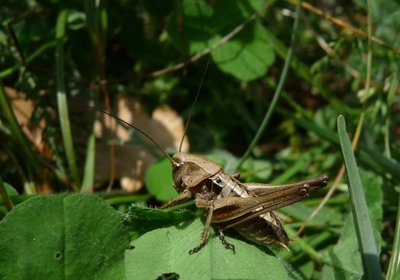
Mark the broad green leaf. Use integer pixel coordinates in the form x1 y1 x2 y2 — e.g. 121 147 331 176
167 0 274 81
167 0 215 54
321 216 364 279
211 22 274 81
123 204 195 237
0 194 130 280
145 157 178 202
125 219 291 280
212 0 266 29
167 0 264 54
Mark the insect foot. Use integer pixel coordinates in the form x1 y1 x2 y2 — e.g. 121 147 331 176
189 244 204 255
217 227 236 253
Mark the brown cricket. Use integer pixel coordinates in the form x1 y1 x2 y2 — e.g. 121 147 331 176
98 109 329 254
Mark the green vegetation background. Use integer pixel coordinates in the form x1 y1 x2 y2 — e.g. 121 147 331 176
0 0 399 279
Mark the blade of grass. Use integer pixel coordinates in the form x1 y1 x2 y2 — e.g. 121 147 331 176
385 70 400 280
384 73 397 158
85 1 116 191
55 10 80 190
337 115 382 280
0 81 40 193
80 128 95 192
387 194 400 280
289 231 334 263
236 0 302 170
282 226 323 262
276 227 339 269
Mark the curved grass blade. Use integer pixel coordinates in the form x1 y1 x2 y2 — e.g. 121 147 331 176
386 194 400 280
235 0 302 170
0 176 14 212
337 115 382 280
0 82 41 193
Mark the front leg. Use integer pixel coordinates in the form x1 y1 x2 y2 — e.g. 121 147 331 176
161 188 192 209
189 199 214 254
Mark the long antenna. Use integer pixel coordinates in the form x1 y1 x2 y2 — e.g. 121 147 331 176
179 59 210 152
93 108 175 163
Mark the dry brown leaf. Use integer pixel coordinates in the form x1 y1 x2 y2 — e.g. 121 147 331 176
94 94 189 192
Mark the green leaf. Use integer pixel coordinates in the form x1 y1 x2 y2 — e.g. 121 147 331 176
1 182 19 196
0 180 18 216
0 194 130 279
167 0 215 54
124 204 194 224
125 219 291 280
167 0 274 81
211 22 275 81
56 10 80 189
145 158 178 202
212 0 265 27
322 216 364 279
321 170 383 279
123 204 195 237
81 124 96 192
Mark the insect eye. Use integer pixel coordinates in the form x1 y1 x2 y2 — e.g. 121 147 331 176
172 161 181 169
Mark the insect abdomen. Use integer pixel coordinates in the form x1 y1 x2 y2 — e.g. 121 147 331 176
210 172 290 248
233 212 289 248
